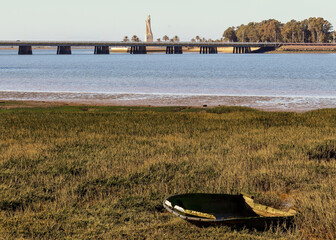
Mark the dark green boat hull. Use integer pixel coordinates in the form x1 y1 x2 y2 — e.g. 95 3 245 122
163 193 295 230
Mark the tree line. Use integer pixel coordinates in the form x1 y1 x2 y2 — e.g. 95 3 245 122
223 17 335 43
123 35 180 42
122 17 335 43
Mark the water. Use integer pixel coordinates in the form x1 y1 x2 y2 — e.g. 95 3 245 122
1 49 336 110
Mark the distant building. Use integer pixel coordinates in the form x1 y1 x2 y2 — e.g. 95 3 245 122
145 15 154 42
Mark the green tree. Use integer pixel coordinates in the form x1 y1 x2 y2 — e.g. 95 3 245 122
258 19 283 42
223 27 237 42
307 17 332 43
281 20 303 42
236 24 248 42
222 17 333 44
299 19 311 43
123 36 129 42
246 22 261 42
163 35 169 41
173 36 180 42
131 35 140 42
195 36 200 42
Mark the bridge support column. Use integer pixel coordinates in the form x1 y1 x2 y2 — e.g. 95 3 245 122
167 46 182 54
166 46 173 54
174 46 182 54
18 46 32 55
200 46 218 54
209 47 217 54
94 46 110 54
57 46 71 55
234 46 251 54
130 46 147 54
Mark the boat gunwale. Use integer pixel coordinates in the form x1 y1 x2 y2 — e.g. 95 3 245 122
163 193 295 223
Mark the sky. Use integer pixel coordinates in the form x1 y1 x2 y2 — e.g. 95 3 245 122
0 0 335 41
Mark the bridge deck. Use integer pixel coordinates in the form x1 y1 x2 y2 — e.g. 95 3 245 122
1 41 334 47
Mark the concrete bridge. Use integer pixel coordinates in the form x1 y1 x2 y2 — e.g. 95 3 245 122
0 41 335 55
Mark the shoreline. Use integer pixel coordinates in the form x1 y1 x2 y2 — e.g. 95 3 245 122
1 91 336 112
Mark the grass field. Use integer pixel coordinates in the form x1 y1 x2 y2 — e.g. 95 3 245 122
1 103 336 239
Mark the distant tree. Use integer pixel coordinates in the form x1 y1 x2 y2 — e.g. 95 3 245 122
222 17 333 44
235 24 248 42
281 20 302 42
299 19 311 43
245 22 261 42
123 36 129 42
131 35 140 42
223 27 237 42
157 38 161 42
191 38 196 43
202 37 206 42
163 35 169 41
173 36 180 42
307 17 332 43
169 39 174 42
258 19 283 42
195 36 200 42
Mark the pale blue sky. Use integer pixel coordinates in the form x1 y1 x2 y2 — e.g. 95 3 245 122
0 0 335 41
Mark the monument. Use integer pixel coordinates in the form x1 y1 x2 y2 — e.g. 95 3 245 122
145 15 154 42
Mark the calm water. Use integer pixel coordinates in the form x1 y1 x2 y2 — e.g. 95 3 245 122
1 49 336 99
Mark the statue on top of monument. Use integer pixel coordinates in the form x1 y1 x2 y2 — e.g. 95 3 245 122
145 15 154 42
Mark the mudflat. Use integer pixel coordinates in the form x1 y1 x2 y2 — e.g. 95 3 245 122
2 92 336 112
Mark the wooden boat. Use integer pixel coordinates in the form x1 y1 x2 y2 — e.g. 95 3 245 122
163 193 296 229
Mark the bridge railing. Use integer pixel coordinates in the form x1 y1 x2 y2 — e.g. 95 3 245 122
0 41 284 47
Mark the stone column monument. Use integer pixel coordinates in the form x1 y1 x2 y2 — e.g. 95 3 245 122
145 15 154 42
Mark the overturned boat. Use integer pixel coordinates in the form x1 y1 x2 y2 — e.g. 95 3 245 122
163 193 296 229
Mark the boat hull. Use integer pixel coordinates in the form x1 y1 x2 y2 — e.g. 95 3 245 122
163 193 295 230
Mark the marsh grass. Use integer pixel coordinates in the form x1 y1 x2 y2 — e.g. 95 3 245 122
0 105 336 239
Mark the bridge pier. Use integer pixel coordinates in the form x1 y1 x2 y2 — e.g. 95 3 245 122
200 46 217 54
233 47 251 54
166 46 182 54
130 46 147 54
57 46 71 55
18 46 32 55
94 46 110 54
174 46 182 54
166 46 173 54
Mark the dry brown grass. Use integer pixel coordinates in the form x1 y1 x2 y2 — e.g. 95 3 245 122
0 105 335 239
276 45 336 53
